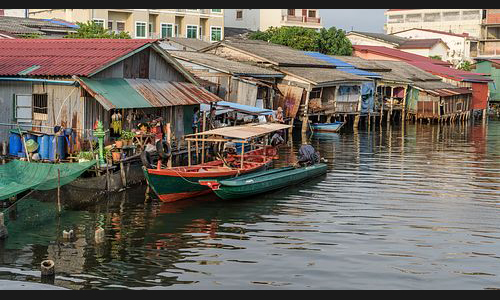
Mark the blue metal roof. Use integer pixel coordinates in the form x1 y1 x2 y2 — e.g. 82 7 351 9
304 51 355 68
303 51 382 79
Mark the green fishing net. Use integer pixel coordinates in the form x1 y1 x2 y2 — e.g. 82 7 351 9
0 160 96 201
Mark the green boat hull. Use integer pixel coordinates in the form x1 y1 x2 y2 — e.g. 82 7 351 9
211 163 328 200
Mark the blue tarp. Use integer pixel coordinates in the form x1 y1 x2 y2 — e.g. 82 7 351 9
361 82 375 113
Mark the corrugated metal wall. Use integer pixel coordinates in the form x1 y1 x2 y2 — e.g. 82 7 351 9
0 81 32 143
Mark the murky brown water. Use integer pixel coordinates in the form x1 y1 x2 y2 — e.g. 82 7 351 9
0 119 499 290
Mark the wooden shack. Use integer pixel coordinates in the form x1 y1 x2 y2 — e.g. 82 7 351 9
0 39 222 149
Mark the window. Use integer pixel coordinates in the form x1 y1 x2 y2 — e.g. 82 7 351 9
93 19 104 28
174 24 179 37
149 23 153 35
186 25 198 38
236 10 243 19
424 13 441 22
308 10 316 18
33 94 48 121
462 10 480 20
161 23 173 38
288 9 295 16
14 94 32 123
210 26 222 42
108 20 113 31
406 13 422 23
388 15 404 23
211 9 222 13
135 21 146 38
199 26 203 39
116 21 125 33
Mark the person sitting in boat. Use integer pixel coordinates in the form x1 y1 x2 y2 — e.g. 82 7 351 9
297 144 320 167
270 130 285 147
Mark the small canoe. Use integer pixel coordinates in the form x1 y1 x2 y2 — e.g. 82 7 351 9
310 121 344 133
200 163 327 200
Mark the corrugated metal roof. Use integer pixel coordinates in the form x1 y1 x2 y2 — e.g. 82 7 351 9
279 66 372 85
0 39 157 76
408 61 493 83
303 52 382 79
169 50 283 77
353 45 452 66
77 77 221 110
398 39 447 49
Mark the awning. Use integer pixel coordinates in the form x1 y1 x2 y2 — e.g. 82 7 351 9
75 77 222 110
201 101 274 116
186 123 291 140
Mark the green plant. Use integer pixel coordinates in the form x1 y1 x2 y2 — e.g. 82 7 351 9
248 26 353 56
458 60 473 71
77 151 95 161
120 130 136 140
429 55 443 60
65 21 131 39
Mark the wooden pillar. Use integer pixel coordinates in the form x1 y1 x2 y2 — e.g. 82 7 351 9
187 140 191 166
301 90 311 133
166 123 172 168
201 111 206 164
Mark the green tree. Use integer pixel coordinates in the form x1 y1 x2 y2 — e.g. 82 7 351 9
248 26 353 55
65 21 131 39
316 27 352 56
457 60 473 71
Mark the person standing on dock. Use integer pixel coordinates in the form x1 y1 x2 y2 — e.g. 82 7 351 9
192 107 200 134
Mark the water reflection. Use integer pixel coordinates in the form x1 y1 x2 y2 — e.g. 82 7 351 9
0 120 498 289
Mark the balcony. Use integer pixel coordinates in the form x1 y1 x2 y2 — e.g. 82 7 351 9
281 15 322 27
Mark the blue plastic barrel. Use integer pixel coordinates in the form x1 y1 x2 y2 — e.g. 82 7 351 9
49 135 66 161
9 133 22 156
38 135 50 159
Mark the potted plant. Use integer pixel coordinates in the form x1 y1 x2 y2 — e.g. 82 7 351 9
115 139 123 148
120 131 136 146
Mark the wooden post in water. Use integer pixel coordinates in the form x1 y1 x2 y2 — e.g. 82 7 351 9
166 123 172 168
187 140 191 166
57 169 61 214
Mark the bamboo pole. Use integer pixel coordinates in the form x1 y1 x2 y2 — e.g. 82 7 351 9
166 123 171 168
202 111 206 164
188 140 191 166
240 141 245 170
57 169 61 214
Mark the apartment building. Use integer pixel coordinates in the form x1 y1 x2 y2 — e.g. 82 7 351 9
385 9 484 38
479 9 500 57
0 9 27 17
224 9 322 32
27 9 224 42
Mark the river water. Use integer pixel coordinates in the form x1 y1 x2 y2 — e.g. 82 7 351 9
0 119 499 290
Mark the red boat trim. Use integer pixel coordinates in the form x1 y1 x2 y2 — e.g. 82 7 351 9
158 190 213 202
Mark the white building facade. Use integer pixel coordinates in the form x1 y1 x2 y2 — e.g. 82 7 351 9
224 9 323 32
385 9 484 38
391 28 478 64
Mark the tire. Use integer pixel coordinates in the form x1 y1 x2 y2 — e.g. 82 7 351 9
156 140 171 163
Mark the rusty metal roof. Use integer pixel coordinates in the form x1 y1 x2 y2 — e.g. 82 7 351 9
77 77 221 110
0 39 157 76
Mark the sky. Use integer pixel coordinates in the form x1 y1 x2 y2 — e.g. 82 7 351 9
319 9 387 33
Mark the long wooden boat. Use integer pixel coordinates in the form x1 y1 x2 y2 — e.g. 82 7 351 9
310 121 345 133
143 147 274 202
199 163 328 200
143 123 292 203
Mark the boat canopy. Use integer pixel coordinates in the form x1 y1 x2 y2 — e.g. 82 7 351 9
201 101 274 116
185 123 291 141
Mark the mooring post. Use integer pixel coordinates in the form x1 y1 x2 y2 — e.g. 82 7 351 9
57 169 61 214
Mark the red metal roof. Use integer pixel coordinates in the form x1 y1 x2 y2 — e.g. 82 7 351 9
353 45 453 66
0 38 158 76
408 61 493 83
